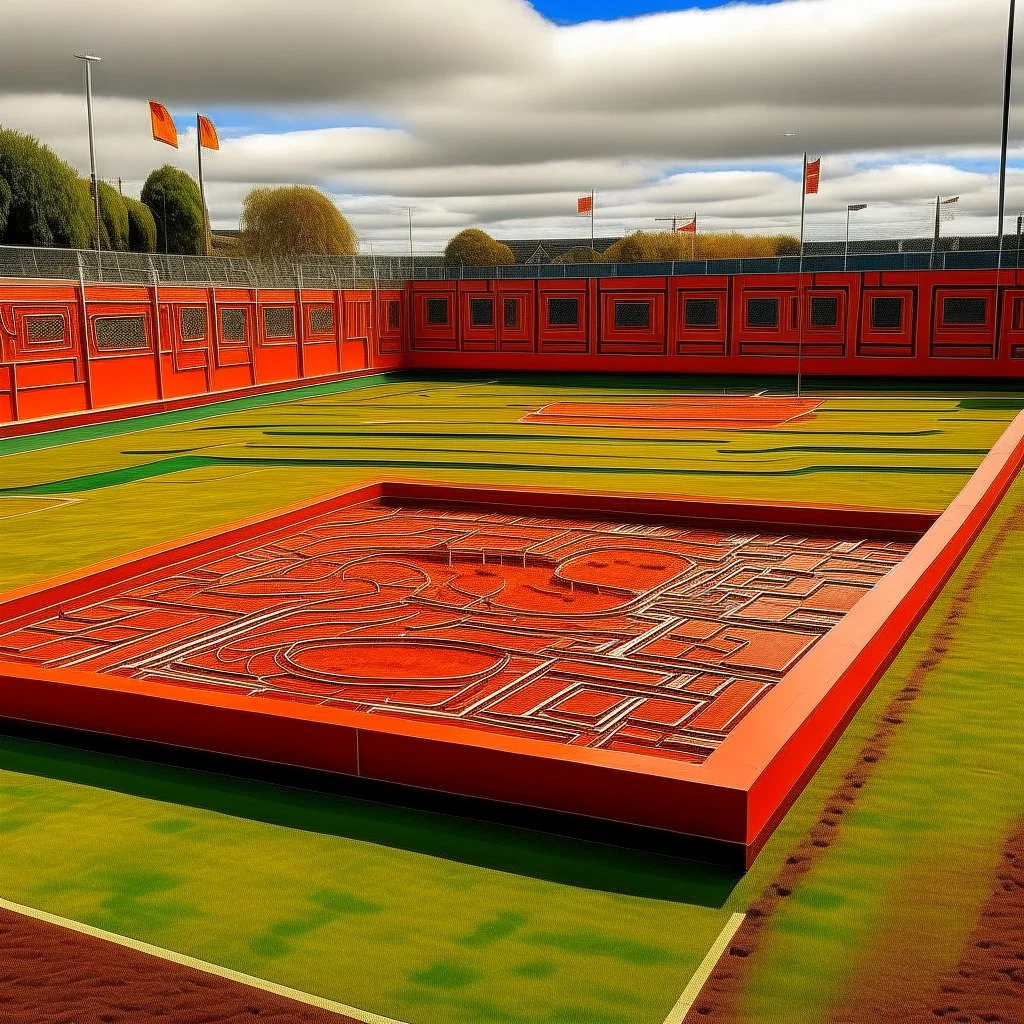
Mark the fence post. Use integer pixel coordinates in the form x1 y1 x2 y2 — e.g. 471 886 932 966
76 251 95 410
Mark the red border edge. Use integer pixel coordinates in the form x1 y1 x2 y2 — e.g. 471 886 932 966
0 414 1021 867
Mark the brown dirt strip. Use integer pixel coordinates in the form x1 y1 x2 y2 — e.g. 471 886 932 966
0 905 358 1023
827 823 1024 1024
682 504 1024 1023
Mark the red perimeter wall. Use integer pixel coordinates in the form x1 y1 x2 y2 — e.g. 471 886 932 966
3 268 1024 432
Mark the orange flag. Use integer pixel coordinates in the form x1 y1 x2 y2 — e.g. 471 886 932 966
805 157 821 195
197 114 219 151
149 101 178 148
678 217 697 233
577 194 593 215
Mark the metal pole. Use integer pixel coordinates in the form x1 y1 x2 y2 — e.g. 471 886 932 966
196 114 211 257
998 0 1017 260
797 151 807 399
930 195 940 270
75 54 103 252
845 206 851 272
407 207 413 259
591 189 595 253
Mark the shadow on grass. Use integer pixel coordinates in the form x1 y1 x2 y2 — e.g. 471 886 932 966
0 725 740 910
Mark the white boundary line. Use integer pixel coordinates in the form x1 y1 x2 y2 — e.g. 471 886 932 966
0 895 407 1024
661 912 746 1024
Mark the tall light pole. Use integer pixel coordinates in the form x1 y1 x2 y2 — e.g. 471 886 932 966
783 132 806 398
997 0 1017 261
845 203 868 271
407 207 414 259
74 53 103 251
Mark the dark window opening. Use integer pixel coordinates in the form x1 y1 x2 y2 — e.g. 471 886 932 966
94 316 148 350
684 298 719 328
871 296 904 330
613 301 651 330
942 296 987 326
25 314 66 343
503 298 520 329
221 308 246 342
263 307 295 339
470 297 494 327
387 300 401 331
309 306 334 334
810 296 839 328
426 297 449 326
747 297 779 328
180 307 207 341
548 297 579 327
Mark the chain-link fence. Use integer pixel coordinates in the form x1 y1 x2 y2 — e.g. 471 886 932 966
0 242 1018 287
0 246 415 288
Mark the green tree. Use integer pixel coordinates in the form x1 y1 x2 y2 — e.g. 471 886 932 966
239 185 357 258
0 177 11 238
97 181 129 250
553 246 603 265
140 165 205 255
443 228 515 267
124 197 157 254
0 126 92 247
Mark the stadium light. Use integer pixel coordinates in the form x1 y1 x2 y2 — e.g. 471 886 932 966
845 204 868 271
74 53 103 252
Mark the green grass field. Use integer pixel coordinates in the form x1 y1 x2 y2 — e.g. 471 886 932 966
0 373 1022 1024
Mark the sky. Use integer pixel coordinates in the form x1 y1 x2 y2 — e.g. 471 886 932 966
0 0 1022 252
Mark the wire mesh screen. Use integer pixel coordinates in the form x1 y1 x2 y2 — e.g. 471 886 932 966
548 297 579 326
308 306 335 334
504 298 520 329
180 307 207 341
871 297 904 329
746 297 779 328
25 314 67 343
613 301 651 329
426 297 449 325
263 306 295 339
470 297 494 327
810 296 839 328
93 315 149 351
942 296 987 325
220 308 247 342
684 298 719 328
387 300 401 331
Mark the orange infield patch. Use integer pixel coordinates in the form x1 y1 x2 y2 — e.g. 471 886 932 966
521 396 824 429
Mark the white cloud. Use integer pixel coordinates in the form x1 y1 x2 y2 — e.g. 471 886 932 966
0 0 1021 250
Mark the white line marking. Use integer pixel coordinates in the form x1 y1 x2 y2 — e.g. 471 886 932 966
662 912 746 1024
0 895 408 1024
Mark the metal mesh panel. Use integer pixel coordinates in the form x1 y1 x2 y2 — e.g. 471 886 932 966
504 298 520 329
93 315 148 351
25 314 66 343
220 308 246 341
309 306 335 334
470 297 494 327
684 298 718 328
387 300 401 331
613 301 650 329
942 296 987 325
810 296 839 328
180 306 207 341
548 297 579 326
263 306 295 339
871 297 903 329
426 297 449 325
747 298 779 328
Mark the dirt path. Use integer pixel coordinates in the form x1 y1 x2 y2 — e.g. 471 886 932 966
682 505 1024 1023
0 905 360 1023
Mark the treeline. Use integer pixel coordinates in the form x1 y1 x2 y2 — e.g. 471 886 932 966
444 228 801 266
0 126 357 258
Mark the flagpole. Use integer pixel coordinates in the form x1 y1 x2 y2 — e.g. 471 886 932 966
796 152 807 400
691 212 696 261
196 114 211 257
591 189 595 253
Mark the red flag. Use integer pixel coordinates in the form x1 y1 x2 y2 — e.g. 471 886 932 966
804 157 821 195
197 114 219 151
577 194 593 215
678 217 697 233
149 101 178 148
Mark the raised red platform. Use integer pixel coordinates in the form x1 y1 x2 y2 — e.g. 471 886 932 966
1 414 1022 866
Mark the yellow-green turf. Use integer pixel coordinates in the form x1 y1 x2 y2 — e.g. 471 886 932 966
0 372 1022 1024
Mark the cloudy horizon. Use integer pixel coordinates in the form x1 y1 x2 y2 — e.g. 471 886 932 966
0 0 1022 252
